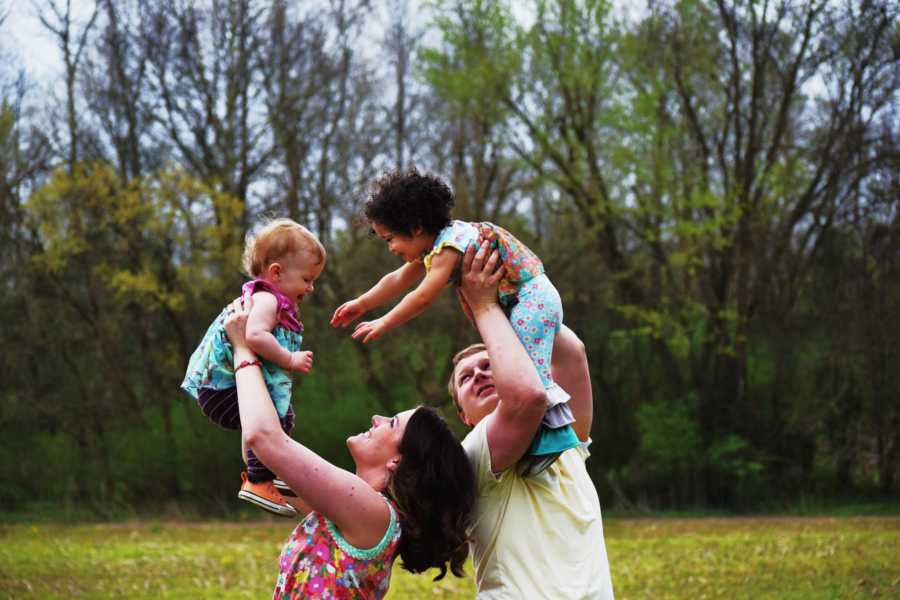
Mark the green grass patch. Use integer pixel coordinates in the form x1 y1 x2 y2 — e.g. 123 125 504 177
0 516 898 598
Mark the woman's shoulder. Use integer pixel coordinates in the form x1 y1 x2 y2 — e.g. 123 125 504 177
323 496 401 560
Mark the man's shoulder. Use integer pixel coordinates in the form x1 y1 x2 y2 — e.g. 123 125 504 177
461 418 488 462
463 418 507 487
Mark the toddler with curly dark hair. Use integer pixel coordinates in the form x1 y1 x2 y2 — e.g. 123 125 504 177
331 168 582 475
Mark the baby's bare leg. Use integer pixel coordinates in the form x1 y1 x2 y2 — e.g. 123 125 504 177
551 325 593 441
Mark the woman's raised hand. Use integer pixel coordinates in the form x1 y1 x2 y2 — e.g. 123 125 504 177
223 297 251 351
331 298 367 328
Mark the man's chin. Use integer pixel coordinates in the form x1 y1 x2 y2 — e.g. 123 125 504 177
478 394 495 404
473 395 500 420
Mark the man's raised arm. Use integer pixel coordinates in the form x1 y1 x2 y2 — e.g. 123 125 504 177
458 242 547 472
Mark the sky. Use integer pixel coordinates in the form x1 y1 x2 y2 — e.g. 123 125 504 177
4 1 97 81
3 1 644 86
4 1 416 82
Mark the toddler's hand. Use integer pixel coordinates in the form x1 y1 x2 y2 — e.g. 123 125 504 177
289 350 314 373
351 318 388 344
331 299 366 328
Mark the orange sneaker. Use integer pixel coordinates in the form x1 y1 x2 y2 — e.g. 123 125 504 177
237 472 297 517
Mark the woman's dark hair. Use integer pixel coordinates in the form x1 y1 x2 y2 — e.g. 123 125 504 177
364 168 454 237
387 406 475 581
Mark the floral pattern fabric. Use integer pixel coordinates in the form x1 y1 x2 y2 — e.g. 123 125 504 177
273 498 401 599
423 220 545 320
181 279 303 417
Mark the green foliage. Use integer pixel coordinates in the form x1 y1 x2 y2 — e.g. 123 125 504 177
636 396 702 473
709 435 764 481
0 103 15 155
421 0 521 122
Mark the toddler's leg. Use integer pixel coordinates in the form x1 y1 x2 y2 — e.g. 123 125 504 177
197 387 242 430
199 387 295 516
508 279 560 390
509 276 579 470
509 277 573 419
245 406 294 483
239 404 296 516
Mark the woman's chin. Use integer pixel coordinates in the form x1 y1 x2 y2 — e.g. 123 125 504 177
346 434 362 452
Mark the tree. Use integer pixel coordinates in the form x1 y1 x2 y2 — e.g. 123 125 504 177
37 0 100 171
81 0 161 181
142 0 271 221
424 0 900 504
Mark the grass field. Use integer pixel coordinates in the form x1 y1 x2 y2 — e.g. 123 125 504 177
1 516 898 599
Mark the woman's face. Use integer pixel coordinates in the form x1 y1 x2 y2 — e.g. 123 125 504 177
347 408 416 470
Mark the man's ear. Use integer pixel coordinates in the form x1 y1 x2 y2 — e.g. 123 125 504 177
458 409 471 427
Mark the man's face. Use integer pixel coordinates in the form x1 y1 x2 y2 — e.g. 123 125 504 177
453 351 499 426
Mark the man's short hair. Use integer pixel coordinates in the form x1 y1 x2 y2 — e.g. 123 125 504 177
448 343 488 413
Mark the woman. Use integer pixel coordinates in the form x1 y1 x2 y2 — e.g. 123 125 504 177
223 301 475 598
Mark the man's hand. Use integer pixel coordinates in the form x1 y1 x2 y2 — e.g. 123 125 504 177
458 241 505 313
331 299 367 328
351 318 389 344
289 350 314 373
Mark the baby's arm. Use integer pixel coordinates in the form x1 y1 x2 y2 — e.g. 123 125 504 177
245 292 311 372
331 261 425 328
351 250 458 343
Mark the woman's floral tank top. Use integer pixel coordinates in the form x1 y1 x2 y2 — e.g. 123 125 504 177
273 497 402 599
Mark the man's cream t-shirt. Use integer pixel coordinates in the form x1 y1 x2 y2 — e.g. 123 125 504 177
462 418 615 599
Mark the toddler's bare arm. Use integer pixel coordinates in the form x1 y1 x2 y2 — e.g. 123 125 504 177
331 261 425 327
246 292 303 370
351 250 458 343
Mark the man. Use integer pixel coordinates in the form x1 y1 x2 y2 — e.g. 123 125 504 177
450 241 615 599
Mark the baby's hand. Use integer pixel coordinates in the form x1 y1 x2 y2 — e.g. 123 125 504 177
331 299 366 328
289 350 314 374
351 318 388 344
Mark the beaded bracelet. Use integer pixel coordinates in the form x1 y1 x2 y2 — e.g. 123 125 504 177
235 359 262 372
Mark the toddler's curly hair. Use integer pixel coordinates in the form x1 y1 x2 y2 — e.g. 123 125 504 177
364 168 454 237
242 218 325 278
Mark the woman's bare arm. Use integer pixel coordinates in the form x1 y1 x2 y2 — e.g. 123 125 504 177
227 307 391 548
